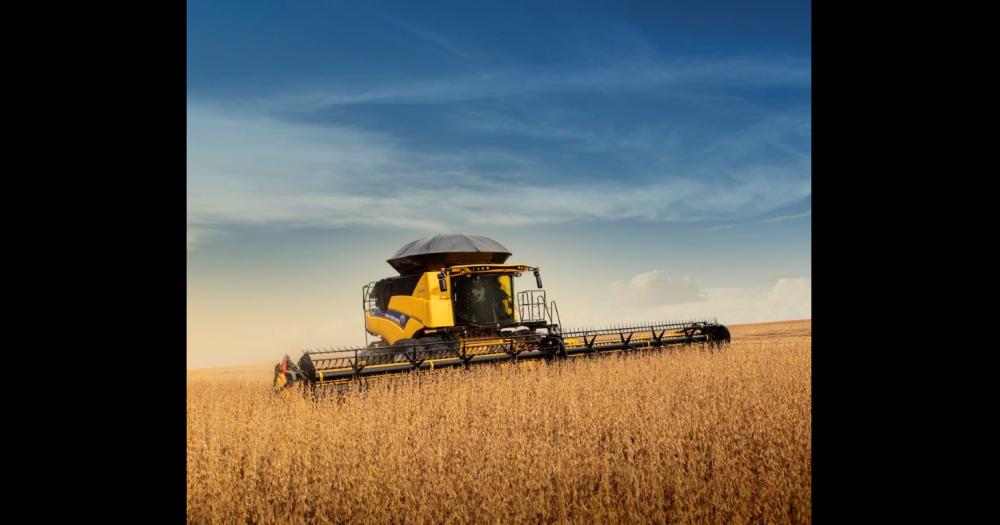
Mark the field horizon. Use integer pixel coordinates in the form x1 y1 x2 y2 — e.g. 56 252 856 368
186 318 812 375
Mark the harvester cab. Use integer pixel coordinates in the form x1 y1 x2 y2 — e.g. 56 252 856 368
273 234 730 393
362 235 560 348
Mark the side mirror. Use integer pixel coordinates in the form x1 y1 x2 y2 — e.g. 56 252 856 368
534 269 543 289
437 272 448 292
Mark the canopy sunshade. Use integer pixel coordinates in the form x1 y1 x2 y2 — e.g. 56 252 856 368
387 234 512 275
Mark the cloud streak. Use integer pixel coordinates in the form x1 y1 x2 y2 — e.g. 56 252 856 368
188 100 810 248
188 57 810 249
231 57 810 111
380 14 472 59
760 210 812 223
701 208 811 231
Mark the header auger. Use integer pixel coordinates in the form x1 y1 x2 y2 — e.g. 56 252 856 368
273 234 731 394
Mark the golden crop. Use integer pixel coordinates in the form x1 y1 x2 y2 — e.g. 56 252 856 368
187 321 811 524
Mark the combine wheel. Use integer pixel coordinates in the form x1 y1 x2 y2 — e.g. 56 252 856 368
392 339 418 364
539 335 566 359
705 325 732 347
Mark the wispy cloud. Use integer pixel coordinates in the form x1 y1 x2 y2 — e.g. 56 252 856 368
701 223 740 232
701 208 811 231
230 57 810 111
187 227 227 251
188 57 810 249
380 14 471 59
188 98 810 249
760 210 812 223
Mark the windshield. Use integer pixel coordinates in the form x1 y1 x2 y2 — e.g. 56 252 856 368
452 274 515 325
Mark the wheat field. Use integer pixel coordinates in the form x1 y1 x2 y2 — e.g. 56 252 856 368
187 320 811 524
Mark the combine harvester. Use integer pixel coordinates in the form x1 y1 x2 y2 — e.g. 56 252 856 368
274 234 730 393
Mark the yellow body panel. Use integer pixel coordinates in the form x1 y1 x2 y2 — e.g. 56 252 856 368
365 271 457 344
365 315 425 345
365 265 533 345
387 295 429 326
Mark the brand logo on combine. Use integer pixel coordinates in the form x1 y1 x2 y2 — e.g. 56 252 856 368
370 307 409 327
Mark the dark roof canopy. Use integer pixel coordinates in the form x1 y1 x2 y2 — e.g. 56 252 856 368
387 234 512 275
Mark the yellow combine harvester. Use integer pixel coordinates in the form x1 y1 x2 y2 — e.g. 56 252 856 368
274 234 730 392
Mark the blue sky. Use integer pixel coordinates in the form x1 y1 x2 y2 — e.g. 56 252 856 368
187 0 810 368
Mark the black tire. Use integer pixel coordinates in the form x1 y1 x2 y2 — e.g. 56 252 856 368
539 335 566 358
705 325 731 346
